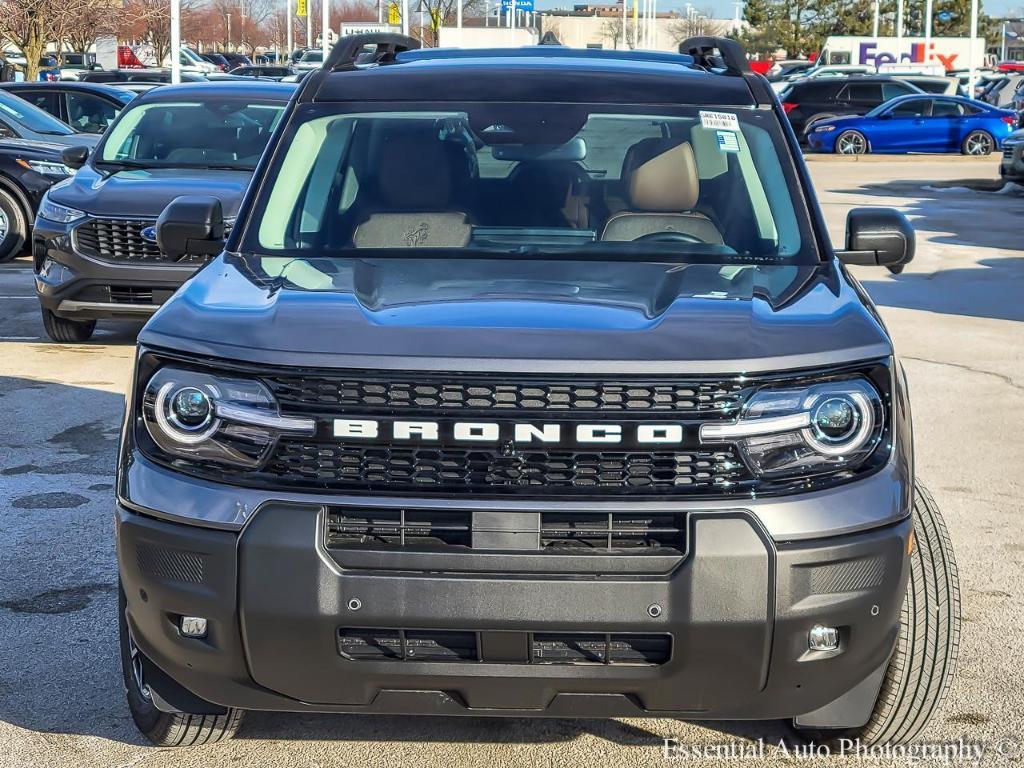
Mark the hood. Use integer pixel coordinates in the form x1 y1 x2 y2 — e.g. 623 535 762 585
49 165 253 218
811 114 863 131
140 256 892 374
0 138 65 158
40 132 101 148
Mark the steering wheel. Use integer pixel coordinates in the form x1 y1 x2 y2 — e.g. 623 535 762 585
633 231 704 244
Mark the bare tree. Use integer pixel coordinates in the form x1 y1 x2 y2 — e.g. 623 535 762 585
63 0 117 55
599 17 638 49
667 9 728 44
0 0 73 80
122 0 196 64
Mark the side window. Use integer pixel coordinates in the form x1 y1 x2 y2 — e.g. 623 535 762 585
66 93 119 133
931 100 963 117
23 91 61 118
843 83 883 103
0 119 15 139
881 82 914 101
889 99 932 117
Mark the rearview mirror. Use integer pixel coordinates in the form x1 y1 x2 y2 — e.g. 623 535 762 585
837 208 915 273
156 195 224 261
61 145 90 170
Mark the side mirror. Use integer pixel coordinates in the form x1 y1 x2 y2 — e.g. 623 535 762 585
156 195 224 261
61 145 90 169
837 207 915 272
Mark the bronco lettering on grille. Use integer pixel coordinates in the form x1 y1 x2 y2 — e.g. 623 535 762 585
333 418 687 446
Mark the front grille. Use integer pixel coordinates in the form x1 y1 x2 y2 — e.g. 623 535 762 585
75 218 229 265
325 509 686 553
337 628 671 665
1004 144 1016 159
266 374 747 415
264 444 749 495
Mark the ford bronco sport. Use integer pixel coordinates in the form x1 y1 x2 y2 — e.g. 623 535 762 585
116 36 960 747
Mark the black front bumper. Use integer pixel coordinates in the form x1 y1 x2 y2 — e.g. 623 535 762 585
32 218 199 320
117 503 911 719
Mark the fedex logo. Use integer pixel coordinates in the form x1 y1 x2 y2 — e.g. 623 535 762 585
859 41 959 71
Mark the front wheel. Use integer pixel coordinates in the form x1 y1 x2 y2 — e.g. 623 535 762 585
119 584 245 746
0 187 27 263
835 130 869 155
41 308 96 343
961 130 994 156
794 484 961 746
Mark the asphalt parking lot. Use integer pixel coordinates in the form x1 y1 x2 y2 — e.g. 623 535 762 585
1 156 1022 767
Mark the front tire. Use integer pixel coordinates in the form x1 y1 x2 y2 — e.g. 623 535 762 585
795 484 961 746
835 130 869 155
41 308 96 343
961 130 994 156
0 187 28 263
119 584 244 746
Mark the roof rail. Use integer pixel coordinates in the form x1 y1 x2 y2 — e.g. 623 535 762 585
678 37 751 76
298 32 420 102
324 32 421 72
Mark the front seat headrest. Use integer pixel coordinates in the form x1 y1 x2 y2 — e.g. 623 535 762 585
621 138 700 212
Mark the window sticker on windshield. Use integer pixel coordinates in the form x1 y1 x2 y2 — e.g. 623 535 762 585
699 110 739 131
716 130 740 153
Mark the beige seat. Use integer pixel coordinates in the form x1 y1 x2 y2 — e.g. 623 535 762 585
601 138 724 244
353 131 473 248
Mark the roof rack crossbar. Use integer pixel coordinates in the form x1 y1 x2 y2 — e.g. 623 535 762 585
678 36 751 76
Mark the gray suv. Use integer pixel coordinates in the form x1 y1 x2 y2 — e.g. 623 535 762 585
115 36 960 748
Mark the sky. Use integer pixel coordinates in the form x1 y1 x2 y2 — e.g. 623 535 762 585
533 0 1021 20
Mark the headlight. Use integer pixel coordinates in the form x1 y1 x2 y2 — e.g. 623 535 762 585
38 197 86 224
141 366 314 468
815 125 836 132
16 158 73 177
700 378 884 479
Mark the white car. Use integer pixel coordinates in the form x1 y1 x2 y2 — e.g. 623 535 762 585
163 46 216 74
292 50 324 72
770 65 873 92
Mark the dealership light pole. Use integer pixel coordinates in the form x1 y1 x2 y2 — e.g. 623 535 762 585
322 0 330 59
968 0 978 95
872 0 880 36
924 0 933 57
170 0 181 84
896 0 904 40
286 0 293 58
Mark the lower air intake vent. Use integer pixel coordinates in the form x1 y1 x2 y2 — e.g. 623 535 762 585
540 513 685 552
338 629 478 662
338 629 672 665
532 633 672 665
326 509 471 549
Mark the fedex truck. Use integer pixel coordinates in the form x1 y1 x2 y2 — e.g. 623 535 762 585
819 36 990 72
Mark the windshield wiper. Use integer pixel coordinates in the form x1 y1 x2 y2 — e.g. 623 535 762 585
95 159 153 171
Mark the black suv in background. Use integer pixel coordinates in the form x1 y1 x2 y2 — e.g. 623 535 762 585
0 138 76 261
116 35 960 749
32 81 293 342
780 77 925 141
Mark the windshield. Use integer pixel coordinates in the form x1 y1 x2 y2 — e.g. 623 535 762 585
245 102 817 264
98 98 285 170
0 91 74 135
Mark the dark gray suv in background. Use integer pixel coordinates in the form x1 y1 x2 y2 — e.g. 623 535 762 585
115 36 960 748
31 81 292 342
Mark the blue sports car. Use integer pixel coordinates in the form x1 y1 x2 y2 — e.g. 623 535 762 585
806 95 1016 155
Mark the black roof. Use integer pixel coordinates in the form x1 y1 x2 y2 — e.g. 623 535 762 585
311 47 760 106
0 80 133 100
133 81 296 103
